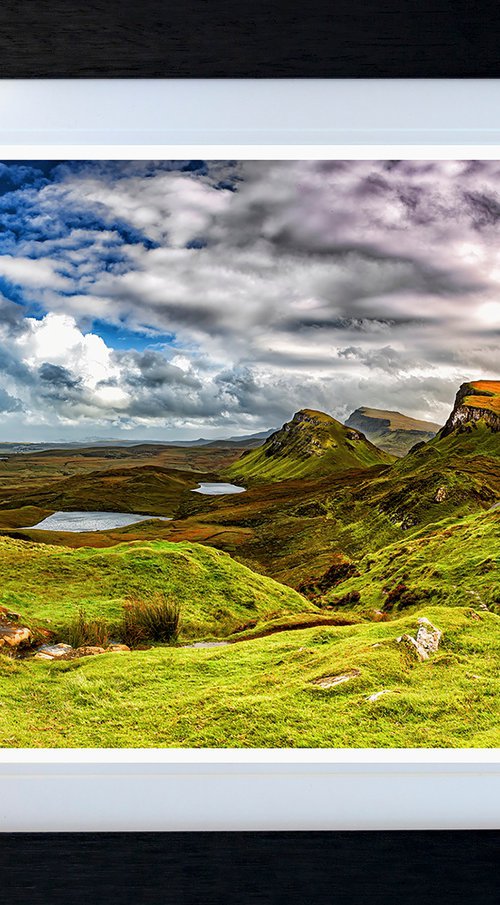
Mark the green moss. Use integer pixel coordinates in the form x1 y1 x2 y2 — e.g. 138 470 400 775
322 510 500 614
0 605 498 747
0 536 312 639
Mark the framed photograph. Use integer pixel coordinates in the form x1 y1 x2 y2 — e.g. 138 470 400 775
0 82 498 843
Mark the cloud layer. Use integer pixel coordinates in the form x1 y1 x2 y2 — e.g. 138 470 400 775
0 159 498 439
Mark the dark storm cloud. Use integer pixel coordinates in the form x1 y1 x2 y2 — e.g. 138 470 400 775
120 350 202 390
39 363 81 388
0 158 499 438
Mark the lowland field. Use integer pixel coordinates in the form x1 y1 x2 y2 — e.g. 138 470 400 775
0 380 499 748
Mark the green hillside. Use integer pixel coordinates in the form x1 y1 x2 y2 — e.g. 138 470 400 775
0 537 312 639
320 509 500 613
1 604 498 747
226 409 393 483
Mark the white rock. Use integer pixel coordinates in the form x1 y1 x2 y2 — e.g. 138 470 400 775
416 618 442 654
312 668 361 689
397 618 442 661
35 643 73 660
367 689 393 703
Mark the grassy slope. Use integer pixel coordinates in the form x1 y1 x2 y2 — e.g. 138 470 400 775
226 409 393 483
1 605 498 747
361 429 437 458
321 509 500 613
0 537 312 638
380 422 500 528
465 380 500 414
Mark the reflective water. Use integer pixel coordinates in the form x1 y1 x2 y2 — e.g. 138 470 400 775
191 482 246 495
30 511 172 532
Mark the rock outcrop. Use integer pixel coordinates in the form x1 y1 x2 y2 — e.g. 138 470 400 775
397 617 442 661
0 607 31 650
34 642 131 660
440 380 500 437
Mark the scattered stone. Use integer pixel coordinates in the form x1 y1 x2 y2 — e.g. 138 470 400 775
434 486 447 503
311 668 361 689
0 624 31 648
0 606 20 621
366 689 394 703
74 646 106 658
34 643 73 660
397 617 442 661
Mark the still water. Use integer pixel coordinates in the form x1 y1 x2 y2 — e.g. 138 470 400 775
30 511 172 532
191 482 246 495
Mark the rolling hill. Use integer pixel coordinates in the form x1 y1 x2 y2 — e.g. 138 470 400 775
345 407 441 456
0 536 313 639
226 409 394 482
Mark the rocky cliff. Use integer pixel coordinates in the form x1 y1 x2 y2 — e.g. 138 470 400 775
440 380 500 437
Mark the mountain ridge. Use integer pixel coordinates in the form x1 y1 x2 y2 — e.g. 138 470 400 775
226 408 394 482
346 407 440 457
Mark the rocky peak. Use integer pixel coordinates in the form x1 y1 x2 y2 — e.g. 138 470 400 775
441 380 500 437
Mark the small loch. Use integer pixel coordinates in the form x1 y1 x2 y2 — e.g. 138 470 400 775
191 482 246 495
29 511 172 532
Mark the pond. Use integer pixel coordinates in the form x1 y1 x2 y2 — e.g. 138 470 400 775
29 511 172 532
191 482 246 495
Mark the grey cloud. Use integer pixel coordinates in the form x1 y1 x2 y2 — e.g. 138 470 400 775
0 159 499 438
0 387 23 413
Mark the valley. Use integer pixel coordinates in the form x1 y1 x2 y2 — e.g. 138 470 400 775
0 379 499 748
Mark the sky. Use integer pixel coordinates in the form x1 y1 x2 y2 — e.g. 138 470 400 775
0 158 498 441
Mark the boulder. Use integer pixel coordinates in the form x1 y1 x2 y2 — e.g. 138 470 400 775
397 617 442 661
398 633 429 661
0 623 31 648
34 643 73 660
416 617 442 654
74 646 106 657
107 643 131 653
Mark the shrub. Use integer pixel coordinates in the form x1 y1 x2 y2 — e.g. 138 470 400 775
121 594 181 645
383 583 431 611
66 607 109 648
329 590 361 607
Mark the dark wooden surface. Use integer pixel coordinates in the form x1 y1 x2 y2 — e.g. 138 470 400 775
0 1 499 78
0 832 497 904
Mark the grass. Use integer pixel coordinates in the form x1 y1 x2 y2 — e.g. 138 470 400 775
65 608 110 649
122 595 181 645
226 409 393 483
321 509 500 614
0 605 498 747
0 536 313 639
465 380 500 415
